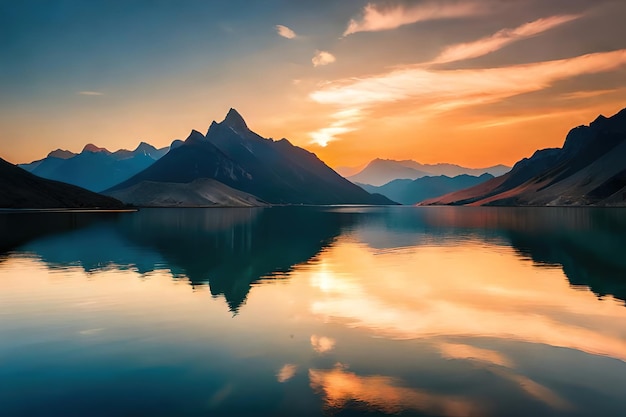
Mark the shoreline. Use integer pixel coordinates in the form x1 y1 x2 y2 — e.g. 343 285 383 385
0 208 138 214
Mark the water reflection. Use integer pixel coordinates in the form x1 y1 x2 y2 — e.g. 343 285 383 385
0 208 354 312
337 206 626 304
309 364 484 417
1 206 626 416
2 207 626 308
308 238 626 360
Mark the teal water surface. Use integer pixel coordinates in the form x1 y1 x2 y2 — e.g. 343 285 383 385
1 206 625 417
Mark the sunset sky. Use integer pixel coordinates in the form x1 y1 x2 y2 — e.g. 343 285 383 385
2 0 626 168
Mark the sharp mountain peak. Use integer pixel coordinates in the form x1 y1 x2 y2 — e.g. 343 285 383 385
134 141 156 152
221 108 249 131
185 129 206 144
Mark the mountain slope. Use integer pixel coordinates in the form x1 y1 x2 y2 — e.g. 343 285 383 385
106 178 267 207
109 109 395 205
0 157 124 209
108 129 255 190
347 159 432 186
422 108 626 206
19 149 77 173
20 142 169 192
359 173 494 205
348 158 509 186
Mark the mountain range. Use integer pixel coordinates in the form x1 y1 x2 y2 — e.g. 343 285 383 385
358 173 494 205
106 109 394 205
20 142 169 192
345 158 510 186
7 105 626 209
0 157 124 209
422 108 626 206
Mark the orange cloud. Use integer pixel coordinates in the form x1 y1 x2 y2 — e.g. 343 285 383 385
309 365 483 416
432 14 582 64
344 1 487 36
439 343 513 368
309 108 361 147
464 108 585 129
560 88 622 100
309 49 626 144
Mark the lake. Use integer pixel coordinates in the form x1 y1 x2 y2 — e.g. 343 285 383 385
1 206 625 417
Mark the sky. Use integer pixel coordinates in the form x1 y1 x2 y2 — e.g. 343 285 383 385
2 0 626 169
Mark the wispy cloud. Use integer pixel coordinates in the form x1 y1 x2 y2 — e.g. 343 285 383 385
431 14 583 64
312 50 336 67
275 24 297 39
309 49 626 144
310 108 362 147
310 365 483 416
344 1 486 36
77 91 104 96
437 343 571 410
465 109 583 129
560 88 621 100
276 364 297 383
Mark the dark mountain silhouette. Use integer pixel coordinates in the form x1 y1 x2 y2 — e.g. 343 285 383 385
358 173 493 205
1 207 355 312
19 142 169 192
0 157 124 209
423 108 626 206
108 109 394 205
347 158 510 186
107 129 255 194
170 139 184 150
106 178 267 207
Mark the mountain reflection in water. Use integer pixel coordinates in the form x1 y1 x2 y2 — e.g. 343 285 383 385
1 206 626 417
0 207 354 312
1 206 625 309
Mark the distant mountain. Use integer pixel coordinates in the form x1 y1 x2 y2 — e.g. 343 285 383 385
422 108 626 206
110 141 170 161
0 157 124 209
106 178 267 207
19 142 169 192
48 149 76 159
335 163 368 177
348 159 432 186
348 158 510 186
358 173 494 205
19 149 77 174
108 109 395 205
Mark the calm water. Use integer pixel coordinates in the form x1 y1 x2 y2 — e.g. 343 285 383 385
1 206 626 417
